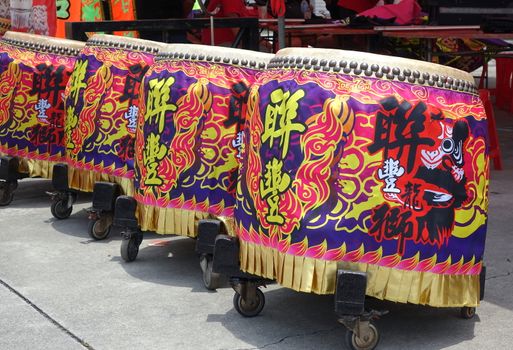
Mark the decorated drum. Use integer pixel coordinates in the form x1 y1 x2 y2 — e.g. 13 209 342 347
134 44 273 237
0 31 84 178
63 34 165 194
235 48 489 308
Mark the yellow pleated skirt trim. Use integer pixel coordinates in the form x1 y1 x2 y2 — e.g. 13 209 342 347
135 203 237 238
18 158 56 179
136 203 212 237
0 152 62 179
239 240 480 308
68 167 134 195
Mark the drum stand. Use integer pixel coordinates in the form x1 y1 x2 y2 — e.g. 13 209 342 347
196 220 226 290
335 270 387 350
46 163 77 219
197 219 269 313
205 230 270 317
84 182 120 240
113 195 143 262
0 156 24 206
197 218 390 349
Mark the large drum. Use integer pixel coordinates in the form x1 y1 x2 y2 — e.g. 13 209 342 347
0 31 83 179
134 44 273 237
235 47 488 308
63 34 165 195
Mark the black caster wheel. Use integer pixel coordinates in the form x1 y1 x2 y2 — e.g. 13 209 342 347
460 306 476 319
233 288 265 317
345 322 380 350
0 181 16 206
0 187 14 206
199 255 222 290
121 236 140 262
88 218 111 240
50 199 72 219
10 181 18 191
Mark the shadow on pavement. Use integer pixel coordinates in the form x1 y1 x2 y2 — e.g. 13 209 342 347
114 235 217 292
205 287 478 350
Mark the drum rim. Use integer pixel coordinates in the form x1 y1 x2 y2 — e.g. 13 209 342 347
2 31 85 54
274 47 477 94
158 43 274 66
86 33 166 53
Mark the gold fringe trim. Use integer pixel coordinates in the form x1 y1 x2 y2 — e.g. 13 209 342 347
68 167 134 195
217 216 236 237
20 158 55 179
0 153 53 178
136 203 212 237
239 240 480 308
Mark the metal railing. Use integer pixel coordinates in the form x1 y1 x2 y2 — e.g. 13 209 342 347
65 17 260 51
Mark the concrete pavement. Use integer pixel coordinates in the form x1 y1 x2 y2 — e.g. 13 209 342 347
0 111 512 350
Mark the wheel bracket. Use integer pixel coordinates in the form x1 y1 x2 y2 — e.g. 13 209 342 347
338 309 388 339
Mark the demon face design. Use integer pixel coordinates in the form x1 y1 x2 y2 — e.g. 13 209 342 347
368 96 470 256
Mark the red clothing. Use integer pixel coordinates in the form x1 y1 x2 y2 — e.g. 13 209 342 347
358 0 421 25
337 0 379 14
202 0 257 46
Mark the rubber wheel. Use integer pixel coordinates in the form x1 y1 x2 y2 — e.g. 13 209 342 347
88 219 111 240
200 255 221 290
0 186 14 206
460 306 476 319
51 199 72 219
233 288 265 317
345 322 380 350
9 181 18 191
120 237 139 262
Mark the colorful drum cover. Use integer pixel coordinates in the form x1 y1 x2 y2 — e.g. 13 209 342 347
134 44 273 237
235 48 489 307
63 34 165 193
0 31 83 178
